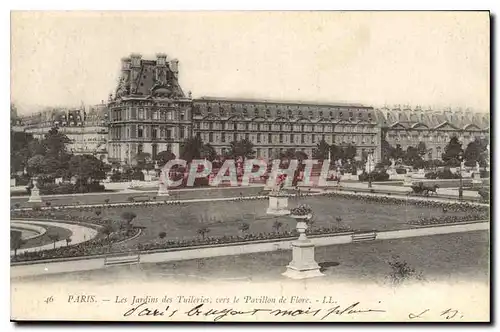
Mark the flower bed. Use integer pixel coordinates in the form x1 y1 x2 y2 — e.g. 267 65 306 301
11 227 141 263
323 191 488 214
408 213 489 226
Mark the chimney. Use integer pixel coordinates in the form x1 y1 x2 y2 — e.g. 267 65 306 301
130 53 142 67
170 59 179 78
156 53 167 67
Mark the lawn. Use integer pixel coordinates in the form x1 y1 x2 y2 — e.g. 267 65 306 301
17 224 73 249
10 186 265 208
32 195 469 249
15 230 489 285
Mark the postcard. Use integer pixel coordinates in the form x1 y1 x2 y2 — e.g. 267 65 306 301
10 11 490 322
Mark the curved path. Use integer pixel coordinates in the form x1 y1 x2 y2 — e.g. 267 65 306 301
10 220 99 256
11 221 488 278
11 222 47 240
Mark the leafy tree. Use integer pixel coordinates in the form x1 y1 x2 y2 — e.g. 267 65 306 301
201 143 217 161
404 146 422 168
227 139 255 160
312 140 330 161
329 144 341 162
381 139 394 163
239 223 250 234
180 136 204 162
26 155 46 176
272 220 283 233
48 233 60 249
69 154 107 184
10 131 35 174
197 227 210 240
156 150 176 167
43 127 71 160
391 144 405 161
442 136 463 166
417 142 428 159
10 231 25 258
121 211 137 228
341 144 357 163
133 152 153 170
158 231 167 241
464 138 488 167
101 224 114 239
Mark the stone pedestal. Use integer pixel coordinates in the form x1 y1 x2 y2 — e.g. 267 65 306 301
472 172 482 184
157 182 169 197
403 175 413 187
283 218 324 279
28 178 42 203
266 195 289 215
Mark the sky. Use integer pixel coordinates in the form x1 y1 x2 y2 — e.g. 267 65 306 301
11 11 490 115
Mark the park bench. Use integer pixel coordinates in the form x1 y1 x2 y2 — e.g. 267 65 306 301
104 252 141 266
351 231 377 243
131 195 150 202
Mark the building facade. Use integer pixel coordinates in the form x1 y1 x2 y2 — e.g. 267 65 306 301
192 97 381 161
16 103 109 161
14 54 490 167
376 105 489 160
107 53 192 164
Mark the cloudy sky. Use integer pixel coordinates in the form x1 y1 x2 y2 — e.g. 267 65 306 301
11 11 489 114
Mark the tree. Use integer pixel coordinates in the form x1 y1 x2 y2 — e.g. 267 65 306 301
180 136 204 162
156 150 176 167
464 138 488 167
228 139 255 160
121 211 137 228
158 231 167 241
272 220 283 233
201 143 217 161
69 154 107 184
329 144 341 162
43 127 71 161
66 238 72 246
197 227 210 240
133 152 153 170
312 140 330 161
10 131 35 174
417 142 428 159
101 223 114 239
10 231 25 258
239 223 250 234
391 144 405 161
48 233 60 249
404 146 422 168
381 139 394 163
442 136 463 166
341 144 357 163
27 155 46 176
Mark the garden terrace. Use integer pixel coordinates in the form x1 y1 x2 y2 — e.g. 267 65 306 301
10 193 488 262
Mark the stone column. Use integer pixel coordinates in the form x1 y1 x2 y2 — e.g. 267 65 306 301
283 214 324 279
266 192 290 216
28 177 42 203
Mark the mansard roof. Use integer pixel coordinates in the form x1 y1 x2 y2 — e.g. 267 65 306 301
375 105 489 131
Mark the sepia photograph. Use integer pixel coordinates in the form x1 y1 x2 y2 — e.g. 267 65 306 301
9 10 491 322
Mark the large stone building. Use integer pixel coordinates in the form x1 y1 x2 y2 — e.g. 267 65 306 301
192 97 380 160
376 105 489 160
106 53 381 164
14 53 490 167
107 53 192 164
16 103 109 161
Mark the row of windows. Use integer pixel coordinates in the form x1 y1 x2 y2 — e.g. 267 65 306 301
387 133 482 143
197 106 373 120
110 125 187 139
195 122 375 133
196 132 377 145
110 108 188 121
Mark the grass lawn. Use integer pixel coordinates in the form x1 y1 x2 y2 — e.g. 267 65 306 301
17 224 73 249
33 195 469 250
10 186 265 208
17 230 489 285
